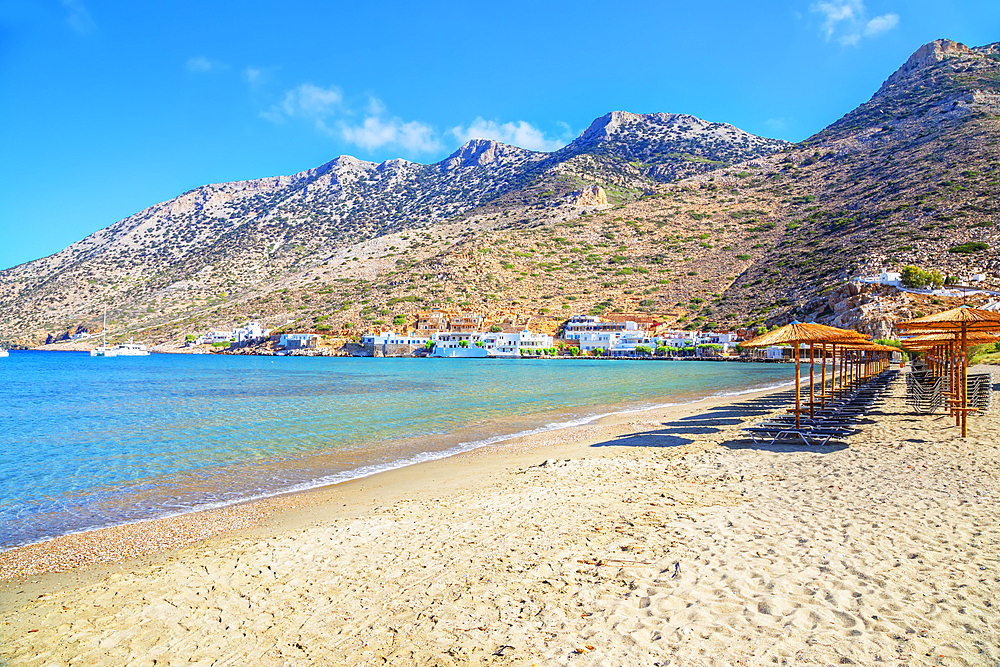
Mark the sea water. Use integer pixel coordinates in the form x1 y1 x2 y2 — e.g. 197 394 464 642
0 351 794 549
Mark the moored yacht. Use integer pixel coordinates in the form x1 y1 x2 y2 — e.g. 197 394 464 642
90 307 118 357
116 338 149 356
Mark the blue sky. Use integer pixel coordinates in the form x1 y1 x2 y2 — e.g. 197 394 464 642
1 1 997 270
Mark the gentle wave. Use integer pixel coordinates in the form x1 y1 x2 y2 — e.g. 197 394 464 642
1 375 796 552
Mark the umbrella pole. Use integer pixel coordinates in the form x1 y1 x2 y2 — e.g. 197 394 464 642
961 324 968 438
809 343 815 418
840 347 846 399
823 344 830 409
795 344 801 429
952 339 960 426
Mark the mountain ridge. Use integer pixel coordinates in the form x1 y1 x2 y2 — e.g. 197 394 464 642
4 39 998 348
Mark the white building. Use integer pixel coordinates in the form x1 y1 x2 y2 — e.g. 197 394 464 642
362 331 430 347
279 333 319 350
578 331 622 353
563 315 640 341
204 330 234 344
233 321 269 344
659 330 698 348
429 331 489 358
606 331 661 357
857 271 901 286
429 330 553 358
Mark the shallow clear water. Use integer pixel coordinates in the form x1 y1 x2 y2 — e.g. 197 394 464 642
0 351 794 549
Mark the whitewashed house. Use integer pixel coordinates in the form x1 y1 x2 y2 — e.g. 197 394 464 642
233 321 268 344
204 330 234 344
279 333 319 350
563 315 639 341
857 271 902 286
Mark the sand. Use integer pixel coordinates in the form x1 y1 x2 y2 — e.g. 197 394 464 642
2 369 999 666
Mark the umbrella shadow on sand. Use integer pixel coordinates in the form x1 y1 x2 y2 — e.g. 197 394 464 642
591 428 696 449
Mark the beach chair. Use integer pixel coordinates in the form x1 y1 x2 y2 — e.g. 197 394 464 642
967 373 993 414
906 373 944 414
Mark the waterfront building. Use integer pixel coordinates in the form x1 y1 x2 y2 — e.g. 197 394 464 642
233 321 268 344
279 333 319 350
429 331 489 358
204 330 234 344
429 330 553 358
563 315 638 341
362 331 430 347
415 310 451 333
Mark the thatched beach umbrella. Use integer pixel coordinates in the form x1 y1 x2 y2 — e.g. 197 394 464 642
902 332 998 415
897 306 1000 437
742 322 864 427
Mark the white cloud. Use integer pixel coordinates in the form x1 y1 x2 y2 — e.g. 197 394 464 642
342 117 442 153
244 67 263 84
865 13 899 35
449 118 571 152
811 0 862 41
260 83 570 157
262 83 343 123
186 56 225 73
765 117 789 132
62 0 96 34
810 1 898 46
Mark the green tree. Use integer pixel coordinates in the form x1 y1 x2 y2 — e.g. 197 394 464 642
489 324 502 333
592 348 604 357
459 339 469 348
635 345 653 356
185 334 196 343
569 346 580 356
655 345 669 356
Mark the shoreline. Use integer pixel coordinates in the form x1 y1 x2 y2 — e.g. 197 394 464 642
4 371 998 665
0 380 796 577
20 346 799 363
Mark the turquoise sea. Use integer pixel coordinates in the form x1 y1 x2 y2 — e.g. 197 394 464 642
0 351 794 550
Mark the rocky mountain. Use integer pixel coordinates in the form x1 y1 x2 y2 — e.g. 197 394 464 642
707 38 1000 335
1 111 787 346
4 39 998 348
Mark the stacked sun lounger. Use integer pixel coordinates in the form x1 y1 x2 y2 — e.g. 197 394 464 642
905 371 945 414
967 373 994 414
742 369 899 446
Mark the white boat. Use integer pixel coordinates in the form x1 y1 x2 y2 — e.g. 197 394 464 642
0 349 8 358
116 338 149 356
90 307 118 357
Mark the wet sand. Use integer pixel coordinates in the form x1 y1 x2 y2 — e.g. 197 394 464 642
2 370 998 666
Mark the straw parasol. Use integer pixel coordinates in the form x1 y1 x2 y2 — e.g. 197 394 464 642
742 322 867 427
897 306 1000 437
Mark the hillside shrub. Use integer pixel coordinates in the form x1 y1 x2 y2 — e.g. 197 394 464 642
947 241 988 254
901 265 944 289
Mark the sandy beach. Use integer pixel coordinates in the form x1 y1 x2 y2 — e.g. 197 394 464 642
2 369 998 666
